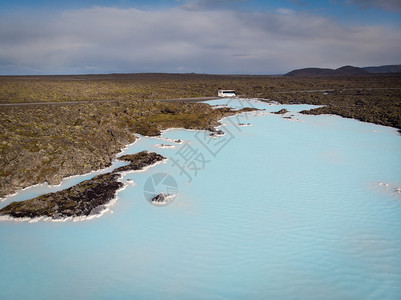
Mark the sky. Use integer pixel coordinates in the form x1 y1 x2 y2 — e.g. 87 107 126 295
0 0 400 75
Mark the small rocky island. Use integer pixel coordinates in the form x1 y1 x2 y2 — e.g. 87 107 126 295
151 193 175 206
273 108 289 115
210 129 225 137
0 151 165 220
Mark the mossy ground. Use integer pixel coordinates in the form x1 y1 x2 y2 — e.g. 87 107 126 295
0 73 400 197
0 97 249 197
1 73 399 104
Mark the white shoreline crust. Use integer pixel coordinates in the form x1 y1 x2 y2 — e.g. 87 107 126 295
0 158 168 223
0 100 261 222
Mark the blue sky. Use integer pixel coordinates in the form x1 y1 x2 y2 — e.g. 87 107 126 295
0 0 400 74
1 0 400 25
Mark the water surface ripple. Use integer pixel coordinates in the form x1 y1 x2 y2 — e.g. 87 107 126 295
0 99 400 299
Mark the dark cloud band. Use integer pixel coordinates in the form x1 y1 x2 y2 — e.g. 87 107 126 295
0 7 400 75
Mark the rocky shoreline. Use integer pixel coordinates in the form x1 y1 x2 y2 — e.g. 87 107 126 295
0 151 165 220
2 75 399 198
1 100 255 198
0 100 259 221
264 88 401 131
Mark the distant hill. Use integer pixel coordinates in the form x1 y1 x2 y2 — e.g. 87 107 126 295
285 67 337 76
362 65 401 74
336 65 370 75
285 64 401 76
285 65 369 76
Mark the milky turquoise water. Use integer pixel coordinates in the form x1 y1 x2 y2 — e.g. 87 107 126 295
1 98 401 299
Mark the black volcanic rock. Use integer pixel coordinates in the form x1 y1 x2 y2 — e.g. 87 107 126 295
0 151 166 220
0 173 123 219
113 151 165 173
273 108 289 114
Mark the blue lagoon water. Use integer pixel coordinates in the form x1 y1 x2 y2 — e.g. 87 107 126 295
1 99 401 299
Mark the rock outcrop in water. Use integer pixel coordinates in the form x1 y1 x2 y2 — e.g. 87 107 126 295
151 193 175 206
113 152 165 173
210 129 225 137
273 109 289 114
0 151 165 220
152 193 167 203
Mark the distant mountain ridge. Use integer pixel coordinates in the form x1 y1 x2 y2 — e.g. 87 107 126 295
285 64 401 76
362 65 401 74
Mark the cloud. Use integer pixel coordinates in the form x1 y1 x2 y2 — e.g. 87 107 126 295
0 6 400 75
345 0 401 12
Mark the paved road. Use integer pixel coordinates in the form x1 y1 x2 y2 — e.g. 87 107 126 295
2 87 400 107
159 97 219 103
0 97 220 107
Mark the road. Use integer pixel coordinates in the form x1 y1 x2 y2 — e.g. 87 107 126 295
2 87 400 107
0 97 220 107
